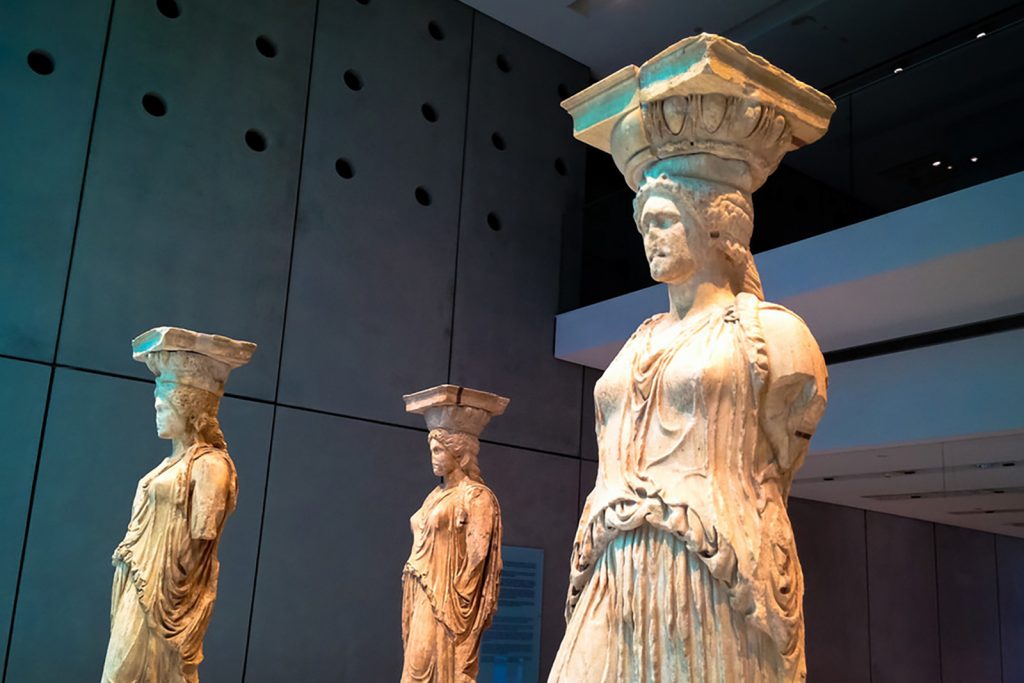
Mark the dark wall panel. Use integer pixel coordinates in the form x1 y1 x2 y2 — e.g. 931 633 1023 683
999 534 1024 683
477 445 578 677
0 0 110 360
935 525 1001 683
243 408 437 682
277 0 473 427
245 407 580 681
866 511 942 683
5 369 272 682
449 12 589 455
0 359 50 676
56 0 315 400
579 458 597 517
581 367 600 461
789 498 871 683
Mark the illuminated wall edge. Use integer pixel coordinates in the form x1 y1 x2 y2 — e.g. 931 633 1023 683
555 169 1024 367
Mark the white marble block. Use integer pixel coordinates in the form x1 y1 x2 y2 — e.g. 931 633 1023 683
400 385 509 683
551 34 835 683
102 327 255 683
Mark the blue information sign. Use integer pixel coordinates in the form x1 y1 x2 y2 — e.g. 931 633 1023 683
477 545 544 683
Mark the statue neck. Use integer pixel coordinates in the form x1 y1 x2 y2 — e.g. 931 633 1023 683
665 274 735 323
442 469 468 489
169 437 197 463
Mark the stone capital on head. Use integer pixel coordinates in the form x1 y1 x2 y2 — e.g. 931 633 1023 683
561 33 836 194
403 384 510 438
131 326 257 397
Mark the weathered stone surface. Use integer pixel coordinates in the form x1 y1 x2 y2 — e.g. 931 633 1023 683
400 385 508 683
551 34 834 683
101 327 254 683
562 33 835 192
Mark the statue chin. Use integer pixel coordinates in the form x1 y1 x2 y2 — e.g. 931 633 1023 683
156 421 181 441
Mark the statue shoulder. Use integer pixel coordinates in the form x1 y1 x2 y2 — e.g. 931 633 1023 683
756 300 826 390
462 482 501 513
190 446 235 482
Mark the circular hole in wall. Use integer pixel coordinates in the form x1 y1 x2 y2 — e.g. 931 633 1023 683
355 0 370 4
428 20 445 41
343 69 363 91
496 54 510 73
156 0 181 19
335 158 354 179
491 132 506 151
415 186 432 206
554 157 568 176
557 83 570 99
421 103 439 122
486 212 501 231
245 129 267 152
141 92 167 117
256 35 277 58
27 50 55 75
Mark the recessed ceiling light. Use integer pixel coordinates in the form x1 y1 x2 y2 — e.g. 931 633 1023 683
971 156 979 162
976 31 987 38
932 160 942 167
947 165 953 170
893 67 904 74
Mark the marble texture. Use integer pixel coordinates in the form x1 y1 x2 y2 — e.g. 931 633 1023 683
401 385 507 683
552 34 834 682
101 327 255 683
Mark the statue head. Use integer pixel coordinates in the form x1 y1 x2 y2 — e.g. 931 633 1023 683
154 374 226 449
560 34 835 300
131 327 256 450
404 384 509 485
633 171 763 298
427 428 483 483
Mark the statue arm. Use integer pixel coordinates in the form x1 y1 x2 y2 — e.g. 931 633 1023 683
464 488 498 571
760 306 828 474
190 453 233 540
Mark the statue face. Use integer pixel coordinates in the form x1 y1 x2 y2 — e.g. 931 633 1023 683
429 437 460 477
638 194 701 284
154 388 188 440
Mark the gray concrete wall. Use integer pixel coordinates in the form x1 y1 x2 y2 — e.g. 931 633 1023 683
1 0 587 679
2 0 1020 681
789 498 1024 683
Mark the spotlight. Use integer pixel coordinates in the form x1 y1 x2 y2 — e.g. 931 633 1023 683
976 32 987 38
932 160 942 167
970 156 979 162
893 67 904 74
946 165 953 170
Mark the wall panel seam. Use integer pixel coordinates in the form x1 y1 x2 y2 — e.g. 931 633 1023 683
0 353 51 369
271 1 320 408
3 0 117 677
994 535 1005 683
0 355 628 462
48 0 117 366
240 0 322 678
1 367 55 683
445 10 477 383
935 523 942 681
864 511 873 683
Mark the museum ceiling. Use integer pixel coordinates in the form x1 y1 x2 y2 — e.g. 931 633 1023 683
460 0 1024 537
461 0 1024 304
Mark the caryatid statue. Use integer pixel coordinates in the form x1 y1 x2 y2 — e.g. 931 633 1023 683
401 385 508 683
551 35 835 682
102 327 255 683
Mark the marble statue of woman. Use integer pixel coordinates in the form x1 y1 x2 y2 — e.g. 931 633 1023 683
102 327 255 683
401 385 508 683
551 35 836 682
